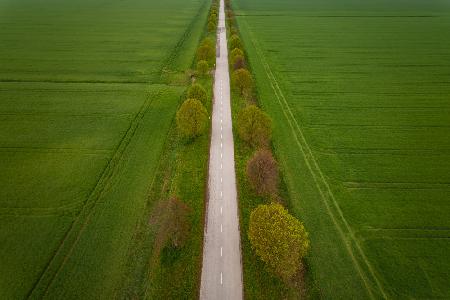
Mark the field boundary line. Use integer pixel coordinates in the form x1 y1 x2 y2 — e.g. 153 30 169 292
0 79 149 84
0 201 85 217
242 19 388 299
26 88 161 299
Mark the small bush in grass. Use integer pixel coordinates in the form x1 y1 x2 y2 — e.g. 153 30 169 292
197 44 215 62
227 17 234 28
229 34 242 50
187 83 208 105
150 196 192 265
232 68 253 96
197 60 209 76
247 149 279 196
230 48 244 61
248 203 309 281
176 99 208 139
209 13 217 23
237 105 272 147
230 27 239 36
232 55 245 70
201 37 214 48
207 21 217 33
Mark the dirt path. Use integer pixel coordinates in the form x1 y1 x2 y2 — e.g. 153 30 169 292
199 0 243 299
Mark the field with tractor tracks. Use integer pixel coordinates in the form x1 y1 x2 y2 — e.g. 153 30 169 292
232 0 450 298
0 0 209 298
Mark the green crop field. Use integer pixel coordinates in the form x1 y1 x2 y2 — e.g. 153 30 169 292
233 0 450 298
0 0 208 298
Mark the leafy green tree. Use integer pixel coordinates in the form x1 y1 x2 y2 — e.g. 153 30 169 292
197 44 214 62
187 83 208 105
230 48 244 61
229 34 242 50
207 21 217 33
237 105 272 147
227 17 234 29
247 149 278 196
232 68 253 97
197 38 215 62
201 37 215 48
176 99 208 139
197 60 209 76
232 55 245 70
209 13 217 23
248 203 310 280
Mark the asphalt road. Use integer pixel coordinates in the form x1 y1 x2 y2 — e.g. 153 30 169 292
199 0 243 299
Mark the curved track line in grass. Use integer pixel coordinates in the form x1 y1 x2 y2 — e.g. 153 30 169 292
242 19 389 299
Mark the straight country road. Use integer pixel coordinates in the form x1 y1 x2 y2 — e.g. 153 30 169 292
199 0 243 299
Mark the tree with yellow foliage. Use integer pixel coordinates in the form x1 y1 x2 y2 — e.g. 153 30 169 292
248 203 309 281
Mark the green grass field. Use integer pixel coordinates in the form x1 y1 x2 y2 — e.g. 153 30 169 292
233 0 450 298
0 0 209 298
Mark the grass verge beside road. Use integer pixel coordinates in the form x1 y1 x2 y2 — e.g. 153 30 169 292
225 2 315 298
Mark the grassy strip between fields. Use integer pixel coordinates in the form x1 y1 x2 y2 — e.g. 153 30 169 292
225 1 319 299
116 1 219 299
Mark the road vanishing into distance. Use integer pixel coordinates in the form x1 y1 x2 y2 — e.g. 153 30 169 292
200 0 243 299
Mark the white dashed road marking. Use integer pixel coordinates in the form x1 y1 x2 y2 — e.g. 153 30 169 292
200 0 243 298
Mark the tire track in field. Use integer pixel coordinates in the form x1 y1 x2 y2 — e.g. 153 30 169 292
0 200 85 217
0 79 150 84
27 1 208 296
26 89 161 299
242 19 389 299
